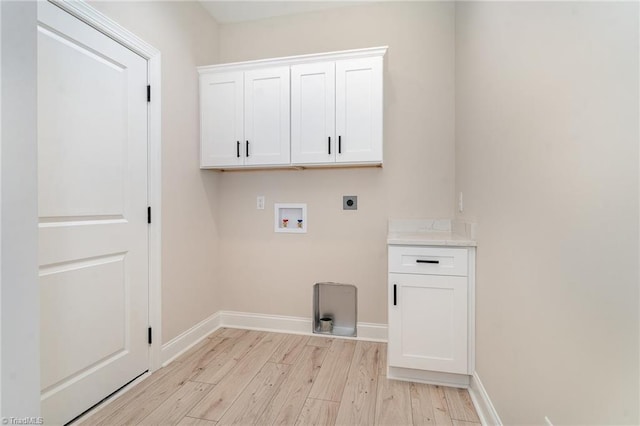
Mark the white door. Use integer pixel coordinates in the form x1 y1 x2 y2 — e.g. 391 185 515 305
200 71 244 167
388 273 468 374
244 67 290 166
335 57 383 163
38 2 149 424
291 62 336 165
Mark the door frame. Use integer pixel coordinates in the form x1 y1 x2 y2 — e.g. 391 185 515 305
47 0 163 372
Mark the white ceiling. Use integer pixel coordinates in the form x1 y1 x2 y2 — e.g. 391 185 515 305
199 1 362 24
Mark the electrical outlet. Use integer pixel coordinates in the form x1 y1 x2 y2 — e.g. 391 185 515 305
343 195 357 210
458 192 464 213
257 196 265 210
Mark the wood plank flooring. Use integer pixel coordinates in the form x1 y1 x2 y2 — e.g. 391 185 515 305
78 329 480 426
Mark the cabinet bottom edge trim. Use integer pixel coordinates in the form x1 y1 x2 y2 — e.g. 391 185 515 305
387 365 471 388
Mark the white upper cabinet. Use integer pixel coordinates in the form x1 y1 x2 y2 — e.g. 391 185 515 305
244 67 291 166
335 57 383 164
199 47 386 170
200 68 289 168
291 62 336 164
291 56 383 166
200 71 244 167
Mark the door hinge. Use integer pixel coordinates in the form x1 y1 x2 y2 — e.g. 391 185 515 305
147 85 151 103
148 327 152 345
147 206 151 224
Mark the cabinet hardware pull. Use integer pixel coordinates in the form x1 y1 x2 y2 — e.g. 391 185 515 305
393 284 397 306
416 259 439 264
246 141 249 157
328 136 331 155
338 135 342 154
237 141 240 158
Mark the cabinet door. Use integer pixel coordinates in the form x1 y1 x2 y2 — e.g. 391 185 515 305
388 273 468 374
244 67 290 166
200 71 244 167
291 62 336 164
335 57 383 163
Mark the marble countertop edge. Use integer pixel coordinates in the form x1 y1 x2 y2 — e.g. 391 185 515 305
387 219 477 247
387 232 477 247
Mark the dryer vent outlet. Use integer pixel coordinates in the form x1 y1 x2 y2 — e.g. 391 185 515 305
343 196 358 210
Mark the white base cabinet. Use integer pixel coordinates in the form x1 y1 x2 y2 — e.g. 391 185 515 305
388 245 475 383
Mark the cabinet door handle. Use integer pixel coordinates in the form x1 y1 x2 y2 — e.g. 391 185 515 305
338 135 342 154
246 141 249 157
328 136 331 155
237 141 240 158
416 259 439 264
393 284 397 306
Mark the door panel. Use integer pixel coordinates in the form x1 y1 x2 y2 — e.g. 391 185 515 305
291 62 335 164
335 57 383 163
244 67 290 165
40 254 127 390
37 26 127 219
388 273 468 374
38 2 149 424
200 71 244 167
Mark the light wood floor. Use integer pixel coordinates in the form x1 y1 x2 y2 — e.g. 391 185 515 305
79 328 481 426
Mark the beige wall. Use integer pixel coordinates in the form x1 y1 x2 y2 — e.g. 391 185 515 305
216 2 456 323
90 1 221 342
78 3 639 423
455 2 639 424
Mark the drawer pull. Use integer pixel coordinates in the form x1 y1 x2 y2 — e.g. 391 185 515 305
393 284 397 306
416 259 439 264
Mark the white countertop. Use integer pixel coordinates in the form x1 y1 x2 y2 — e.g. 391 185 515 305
387 219 477 247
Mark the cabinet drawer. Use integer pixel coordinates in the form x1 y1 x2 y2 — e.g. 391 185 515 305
388 246 468 276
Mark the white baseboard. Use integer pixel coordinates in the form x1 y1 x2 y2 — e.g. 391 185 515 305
160 310 386 367
161 311 221 366
355 321 387 341
469 372 502 426
219 311 387 342
221 311 310 334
